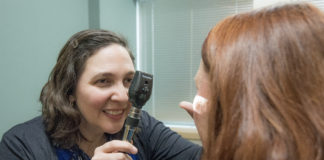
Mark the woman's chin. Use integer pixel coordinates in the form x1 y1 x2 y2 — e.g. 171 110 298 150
103 125 123 134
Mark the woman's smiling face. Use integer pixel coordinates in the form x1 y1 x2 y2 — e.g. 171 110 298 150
74 44 135 134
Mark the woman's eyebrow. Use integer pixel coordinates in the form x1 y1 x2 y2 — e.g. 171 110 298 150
90 72 114 82
92 71 135 80
125 71 135 77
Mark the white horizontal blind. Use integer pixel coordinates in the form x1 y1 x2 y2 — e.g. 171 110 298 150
253 0 324 9
308 0 324 10
138 0 253 125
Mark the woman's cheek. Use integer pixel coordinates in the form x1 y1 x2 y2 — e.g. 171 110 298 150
87 91 111 109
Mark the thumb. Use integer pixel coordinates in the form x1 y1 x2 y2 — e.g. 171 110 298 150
179 101 194 117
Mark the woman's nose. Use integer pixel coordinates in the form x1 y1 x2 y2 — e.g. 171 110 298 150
111 82 129 102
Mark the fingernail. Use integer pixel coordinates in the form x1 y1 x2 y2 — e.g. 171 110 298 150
132 147 138 153
193 95 208 113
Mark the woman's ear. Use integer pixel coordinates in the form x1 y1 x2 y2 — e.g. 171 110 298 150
69 95 75 103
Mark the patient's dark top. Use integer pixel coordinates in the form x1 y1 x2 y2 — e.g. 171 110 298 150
0 110 202 160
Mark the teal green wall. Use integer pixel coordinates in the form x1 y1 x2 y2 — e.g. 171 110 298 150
0 0 136 138
99 0 137 56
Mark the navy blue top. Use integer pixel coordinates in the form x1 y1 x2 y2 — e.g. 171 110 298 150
0 110 202 160
55 145 139 160
55 134 139 160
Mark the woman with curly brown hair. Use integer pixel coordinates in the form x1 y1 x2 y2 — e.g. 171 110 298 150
0 29 202 160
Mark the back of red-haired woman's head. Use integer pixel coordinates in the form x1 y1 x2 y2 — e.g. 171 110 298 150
202 2 324 160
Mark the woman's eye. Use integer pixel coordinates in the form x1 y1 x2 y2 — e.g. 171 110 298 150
126 78 133 83
97 79 107 83
124 78 133 86
95 79 112 87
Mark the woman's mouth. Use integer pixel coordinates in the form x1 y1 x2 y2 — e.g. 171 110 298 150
102 109 125 120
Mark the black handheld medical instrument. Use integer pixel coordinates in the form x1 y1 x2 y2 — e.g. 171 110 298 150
122 71 153 142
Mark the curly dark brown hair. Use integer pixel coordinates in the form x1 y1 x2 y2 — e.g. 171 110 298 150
40 29 135 148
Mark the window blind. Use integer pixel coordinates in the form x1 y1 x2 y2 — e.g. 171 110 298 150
138 0 253 125
137 0 323 126
309 0 324 10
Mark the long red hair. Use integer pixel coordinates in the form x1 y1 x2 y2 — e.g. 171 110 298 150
202 3 324 160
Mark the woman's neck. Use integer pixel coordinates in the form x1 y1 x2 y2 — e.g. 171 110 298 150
78 121 106 157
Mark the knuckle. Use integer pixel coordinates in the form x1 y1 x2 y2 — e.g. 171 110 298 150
94 146 101 153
